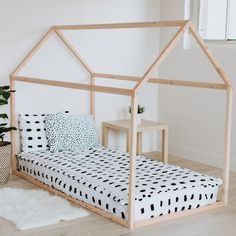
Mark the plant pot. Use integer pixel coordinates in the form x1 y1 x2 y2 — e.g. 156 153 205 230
0 142 11 185
137 114 142 125
129 114 142 124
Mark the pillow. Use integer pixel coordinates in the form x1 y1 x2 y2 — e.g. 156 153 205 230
18 113 48 152
45 113 100 152
18 111 69 153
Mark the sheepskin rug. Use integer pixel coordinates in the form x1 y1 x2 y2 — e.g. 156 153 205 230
0 187 89 230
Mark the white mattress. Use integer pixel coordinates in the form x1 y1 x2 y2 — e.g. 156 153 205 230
17 147 222 221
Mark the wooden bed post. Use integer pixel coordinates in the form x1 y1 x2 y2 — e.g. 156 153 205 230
222 87 233 205
128 93 138 229
90 75 95 117
10 77 17 172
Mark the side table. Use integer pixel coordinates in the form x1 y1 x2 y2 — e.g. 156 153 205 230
102 119 169 163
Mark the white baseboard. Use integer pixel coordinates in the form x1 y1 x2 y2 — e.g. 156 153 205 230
169 144 236 172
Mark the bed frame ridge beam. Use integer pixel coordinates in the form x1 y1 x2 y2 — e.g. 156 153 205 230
54 20 187 30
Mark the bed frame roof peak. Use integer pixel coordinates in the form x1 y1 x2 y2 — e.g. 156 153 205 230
11 20 232 93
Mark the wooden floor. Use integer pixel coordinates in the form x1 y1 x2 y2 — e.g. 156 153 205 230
1 153 236 236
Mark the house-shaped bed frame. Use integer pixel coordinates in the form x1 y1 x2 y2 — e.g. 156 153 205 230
10 20 233 229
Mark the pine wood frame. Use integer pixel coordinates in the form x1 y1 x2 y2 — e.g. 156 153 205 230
10 20 233 229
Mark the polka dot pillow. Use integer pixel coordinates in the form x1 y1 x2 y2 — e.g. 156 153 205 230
45 113 101 152
18 111 69 153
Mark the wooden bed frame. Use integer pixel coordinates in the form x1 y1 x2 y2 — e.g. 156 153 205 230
10 20 233 229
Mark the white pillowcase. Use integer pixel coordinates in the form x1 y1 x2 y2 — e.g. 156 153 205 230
18 111 69 153
18 114 48 153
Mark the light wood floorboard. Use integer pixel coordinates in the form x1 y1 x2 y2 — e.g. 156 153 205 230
0 153 236 236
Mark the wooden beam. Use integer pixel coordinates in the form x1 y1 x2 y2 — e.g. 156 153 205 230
134 21 190 91
11 76 132 96
222 87 233 205
54 20 187 30
54 29 94 74
11 28 54 76
93 72 227 90
93 72 142 82
10 77 17 172
128 95 138 229
189 22 232 88
152 78 227 90
162 128 168 164
90 75 95 116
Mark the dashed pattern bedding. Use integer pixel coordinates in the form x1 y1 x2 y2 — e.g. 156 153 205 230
17 147 222 221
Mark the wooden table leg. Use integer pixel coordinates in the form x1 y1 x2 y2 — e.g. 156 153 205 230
137 132 142 155
126 130 130 153
162 128 168 164
102 125 109 147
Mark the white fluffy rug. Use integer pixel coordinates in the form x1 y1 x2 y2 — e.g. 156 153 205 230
0 187 89 230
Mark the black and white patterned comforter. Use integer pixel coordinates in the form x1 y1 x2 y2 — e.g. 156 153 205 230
17 147 222 221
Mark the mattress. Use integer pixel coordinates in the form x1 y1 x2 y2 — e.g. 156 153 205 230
17 147 222 222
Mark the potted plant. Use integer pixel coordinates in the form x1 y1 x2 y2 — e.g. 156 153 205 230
129 104 145 124
0 85 16 185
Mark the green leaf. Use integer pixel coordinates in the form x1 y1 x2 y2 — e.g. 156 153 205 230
0 86 10 90
0 127 17 134
2 91 10 100
0 127 5 134
0 99 8 105
0 114 8 119
0 123 7 127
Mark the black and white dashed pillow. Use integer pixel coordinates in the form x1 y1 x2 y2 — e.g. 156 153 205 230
18 111 69 153
18 113 48 152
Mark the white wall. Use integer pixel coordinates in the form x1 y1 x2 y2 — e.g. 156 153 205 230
0 0 160 152
159 0 236 171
